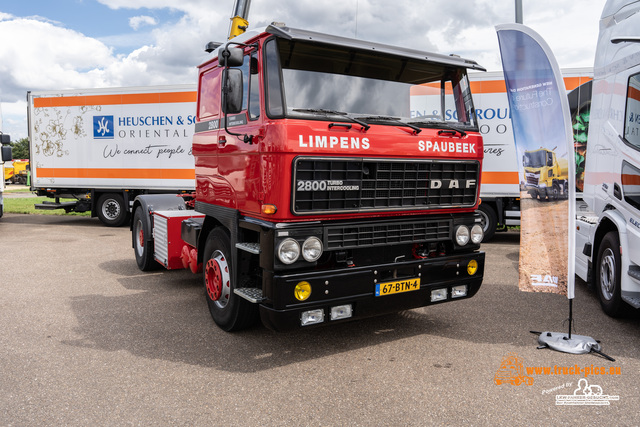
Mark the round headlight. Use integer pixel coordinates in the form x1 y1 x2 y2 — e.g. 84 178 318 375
470 224 484 244
278 238 300 264
455 225 470 246
302 236 323 262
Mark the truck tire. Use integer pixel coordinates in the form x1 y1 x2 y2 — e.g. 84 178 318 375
132 207 158 271
477 204 497 242
202 227 258 331
97 193 128 227
550 183 560 201
595 231 625 317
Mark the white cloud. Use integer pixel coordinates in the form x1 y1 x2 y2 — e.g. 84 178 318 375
0 18 114 97
129 15 158 30
0 0 610 139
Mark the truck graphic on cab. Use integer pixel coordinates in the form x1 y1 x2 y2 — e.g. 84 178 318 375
523 148 569 201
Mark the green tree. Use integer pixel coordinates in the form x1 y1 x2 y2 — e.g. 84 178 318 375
10 137 29 159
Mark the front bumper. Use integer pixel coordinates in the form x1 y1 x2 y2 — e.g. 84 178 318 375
259 251 484 331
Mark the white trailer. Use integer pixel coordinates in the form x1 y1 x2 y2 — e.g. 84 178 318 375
465 69 593 240
27 85 197 226
575 0 640 316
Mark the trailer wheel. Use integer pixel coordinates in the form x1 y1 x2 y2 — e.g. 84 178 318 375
596 231 625 317
97 193 128 227
477 204 497 242
202 227 258 331
132 207 158 271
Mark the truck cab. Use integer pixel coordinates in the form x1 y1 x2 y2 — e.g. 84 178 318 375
0 133 12 218
133 24 487 331
575 0 640 316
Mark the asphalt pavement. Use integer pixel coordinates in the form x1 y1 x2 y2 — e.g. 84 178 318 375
1 213 638 425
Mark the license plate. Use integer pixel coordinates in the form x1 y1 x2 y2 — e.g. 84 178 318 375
375 278 421 297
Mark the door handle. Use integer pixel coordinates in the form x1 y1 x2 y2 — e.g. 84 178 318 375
218 136 227 146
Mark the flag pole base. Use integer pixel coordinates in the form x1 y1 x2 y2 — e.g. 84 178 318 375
530 331 615 361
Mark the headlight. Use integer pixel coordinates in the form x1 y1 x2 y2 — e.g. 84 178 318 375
301 309 325 326
278 238 300 264
470 224 484 244
455 225 470 246
302 236 323 262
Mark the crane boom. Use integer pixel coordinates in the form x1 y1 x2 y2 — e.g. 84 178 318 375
228 0 251 39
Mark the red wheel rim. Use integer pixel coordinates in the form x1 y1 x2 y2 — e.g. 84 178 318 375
205 251 230 307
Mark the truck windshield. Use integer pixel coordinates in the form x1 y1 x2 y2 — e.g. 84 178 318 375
264 37 477 131
523 151 547 168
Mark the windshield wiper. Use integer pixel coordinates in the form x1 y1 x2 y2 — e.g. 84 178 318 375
292 108 370 131
408 120 467 138
359 116 422 134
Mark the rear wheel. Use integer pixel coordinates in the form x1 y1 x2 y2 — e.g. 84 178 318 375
477 204 497 242
97 193 129 227
596 231 625 317
202 227 258 331
133 207 158 271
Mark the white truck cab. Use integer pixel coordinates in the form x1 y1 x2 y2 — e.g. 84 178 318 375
0 110 12 218
575 0 640 316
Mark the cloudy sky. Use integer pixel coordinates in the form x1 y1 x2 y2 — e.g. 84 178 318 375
0 0 607 140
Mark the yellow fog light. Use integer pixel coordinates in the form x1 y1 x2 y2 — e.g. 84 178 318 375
467 259 478 275
294 281 312 301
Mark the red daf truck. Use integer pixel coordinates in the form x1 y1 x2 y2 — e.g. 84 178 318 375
131 23 486 331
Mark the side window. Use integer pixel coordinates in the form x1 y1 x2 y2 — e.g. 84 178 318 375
622 161 640 212
249 52 261 120
238 55 250 112
198 68 221 119
624 72 640 150
231 53 260 120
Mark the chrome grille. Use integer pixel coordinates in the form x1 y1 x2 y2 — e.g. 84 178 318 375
293 157 479 214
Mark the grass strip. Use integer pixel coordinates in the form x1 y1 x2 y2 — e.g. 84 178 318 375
4 197 91 216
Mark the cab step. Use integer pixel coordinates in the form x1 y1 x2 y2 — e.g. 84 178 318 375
235 242 261 254
234 287 265 303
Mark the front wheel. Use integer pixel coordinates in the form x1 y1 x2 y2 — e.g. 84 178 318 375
202 228 258 331
97 193 129 227
595 231 625 317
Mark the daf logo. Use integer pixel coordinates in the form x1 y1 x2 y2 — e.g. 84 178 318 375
429 179 477 189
